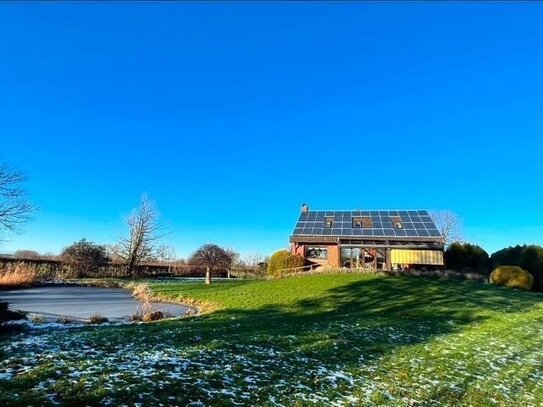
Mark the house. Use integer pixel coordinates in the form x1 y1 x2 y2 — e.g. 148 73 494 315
290 204 444 270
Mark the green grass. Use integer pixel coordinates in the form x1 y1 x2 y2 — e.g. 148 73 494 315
1 274 543 406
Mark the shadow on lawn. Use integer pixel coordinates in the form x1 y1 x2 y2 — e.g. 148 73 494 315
134 277 543 365
6 277 540 407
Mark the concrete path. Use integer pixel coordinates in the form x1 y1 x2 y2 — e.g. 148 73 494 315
0 285 191 320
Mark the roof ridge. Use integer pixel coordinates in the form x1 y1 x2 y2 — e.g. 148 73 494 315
301 209 430 212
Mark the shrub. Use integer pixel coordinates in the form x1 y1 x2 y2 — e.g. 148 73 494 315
0 262 38 288
267 250 305 278
60 239 111 278
88 314 108 324
491 245 543 291
56 315 73 324
142 310 165 322
490 266 534 291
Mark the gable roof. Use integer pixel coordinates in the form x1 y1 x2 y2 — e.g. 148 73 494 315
291 210 442 241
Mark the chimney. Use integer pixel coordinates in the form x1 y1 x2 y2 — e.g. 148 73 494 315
301 203 309 213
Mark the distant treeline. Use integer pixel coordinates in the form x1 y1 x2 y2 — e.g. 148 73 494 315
0 255 264 279
445 243 543 291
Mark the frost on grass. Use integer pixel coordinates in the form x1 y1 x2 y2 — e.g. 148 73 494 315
1 310 543 406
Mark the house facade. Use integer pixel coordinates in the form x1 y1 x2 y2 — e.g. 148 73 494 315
290 204 444 271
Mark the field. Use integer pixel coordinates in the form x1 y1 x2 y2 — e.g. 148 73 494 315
1 274 543 406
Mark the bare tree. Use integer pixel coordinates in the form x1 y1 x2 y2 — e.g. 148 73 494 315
0 164 35 233
156 245 177 263
241 252 267 268
111 195 167 277
188 244 233 285
430 210 463 247
224 248 240 279
156 245 177 274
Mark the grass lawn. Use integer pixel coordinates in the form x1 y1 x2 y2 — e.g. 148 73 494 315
1 274 543 406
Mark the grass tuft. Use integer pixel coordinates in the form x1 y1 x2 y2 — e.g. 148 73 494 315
88 313 108 324
56 315 74 324
0 263 39 288
29 313 45 324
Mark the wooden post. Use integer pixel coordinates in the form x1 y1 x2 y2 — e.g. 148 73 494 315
385 248 391 271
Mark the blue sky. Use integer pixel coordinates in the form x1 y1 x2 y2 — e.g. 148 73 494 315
1 3 542 257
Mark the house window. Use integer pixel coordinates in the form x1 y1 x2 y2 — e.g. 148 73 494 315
324 216 334 228
391 216 403 229
306 247 328 259
352 217 372 228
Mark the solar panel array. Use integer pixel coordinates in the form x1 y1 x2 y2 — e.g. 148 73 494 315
292 210 442 238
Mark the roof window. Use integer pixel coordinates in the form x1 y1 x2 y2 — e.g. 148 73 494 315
352 217 372 228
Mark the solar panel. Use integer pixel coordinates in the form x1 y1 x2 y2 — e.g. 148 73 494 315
291 209 442 240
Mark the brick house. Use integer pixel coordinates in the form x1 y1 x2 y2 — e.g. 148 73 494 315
290 204 444 270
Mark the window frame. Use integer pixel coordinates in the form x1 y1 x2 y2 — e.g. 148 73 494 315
305 246 329 260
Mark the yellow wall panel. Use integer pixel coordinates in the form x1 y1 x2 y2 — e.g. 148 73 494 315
390 249 444 265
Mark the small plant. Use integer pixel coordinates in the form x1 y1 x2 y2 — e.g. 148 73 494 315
29 314 46 324
142 310 164 322
88 314 108 324
56 315 73 324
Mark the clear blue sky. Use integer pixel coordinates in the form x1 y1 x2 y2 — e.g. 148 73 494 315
1 3 542 258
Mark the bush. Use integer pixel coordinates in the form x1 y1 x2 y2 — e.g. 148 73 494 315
491 245 543 291
267 250 305 278
60 239 111 278
489 266 534 291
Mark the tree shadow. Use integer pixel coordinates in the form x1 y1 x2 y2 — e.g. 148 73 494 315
138 276 543 366
13 276 542 405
